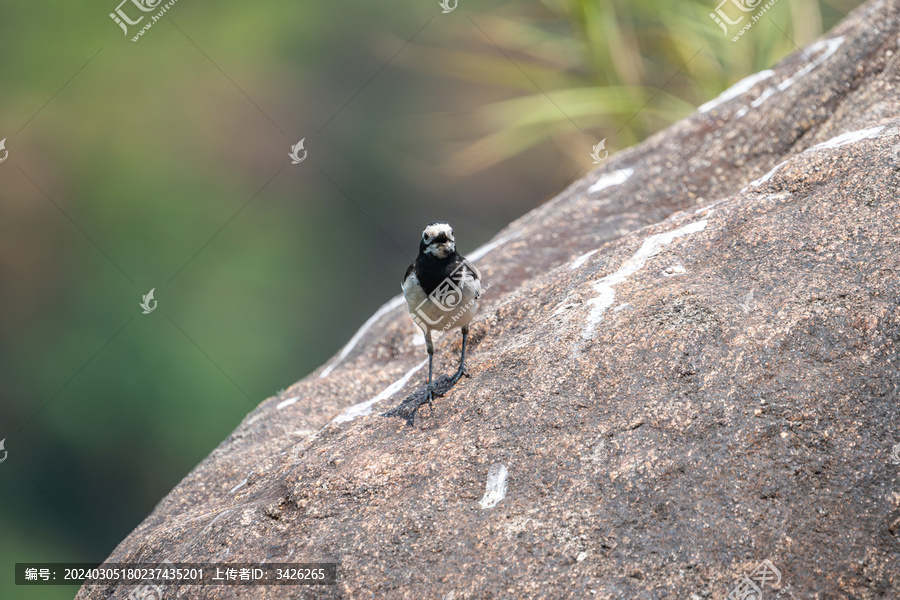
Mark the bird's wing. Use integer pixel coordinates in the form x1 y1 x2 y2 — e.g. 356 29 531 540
459 255 481 281
464 257 483 299
402 261 416 285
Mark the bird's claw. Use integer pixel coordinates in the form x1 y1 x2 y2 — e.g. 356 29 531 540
449 367 469 385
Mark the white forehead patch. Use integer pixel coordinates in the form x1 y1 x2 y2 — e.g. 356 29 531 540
423 223 454 240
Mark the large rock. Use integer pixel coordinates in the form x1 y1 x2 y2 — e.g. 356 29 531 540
80 0 900 597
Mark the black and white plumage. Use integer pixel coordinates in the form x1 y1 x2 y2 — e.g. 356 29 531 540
402 221 482 403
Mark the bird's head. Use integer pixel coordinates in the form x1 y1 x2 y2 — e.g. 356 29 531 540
420 221 456 259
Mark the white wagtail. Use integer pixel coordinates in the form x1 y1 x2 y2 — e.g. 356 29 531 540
402 221 482 403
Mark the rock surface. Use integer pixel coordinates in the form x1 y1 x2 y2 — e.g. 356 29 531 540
80 0 900 598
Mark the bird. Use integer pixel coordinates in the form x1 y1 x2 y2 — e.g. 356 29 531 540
402 221 482 404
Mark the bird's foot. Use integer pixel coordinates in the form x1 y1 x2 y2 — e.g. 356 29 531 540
382 373 460 424
449 367 469 385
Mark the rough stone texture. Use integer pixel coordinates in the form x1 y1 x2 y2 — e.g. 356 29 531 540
80 0 900 598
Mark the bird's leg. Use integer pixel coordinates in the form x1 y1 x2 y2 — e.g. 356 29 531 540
424 330 435 405
450 326 469 384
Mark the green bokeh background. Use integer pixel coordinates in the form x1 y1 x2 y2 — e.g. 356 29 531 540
0 0 859 597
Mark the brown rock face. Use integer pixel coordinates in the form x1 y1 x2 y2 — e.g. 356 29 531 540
80 1 900 598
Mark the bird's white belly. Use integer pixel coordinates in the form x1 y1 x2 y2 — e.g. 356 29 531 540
403 272 481 333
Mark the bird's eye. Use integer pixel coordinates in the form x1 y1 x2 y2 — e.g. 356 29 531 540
424 234 431 243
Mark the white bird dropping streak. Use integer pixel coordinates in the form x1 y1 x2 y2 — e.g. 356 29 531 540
588 168 634 194
746 160 789 189
583 219 708 339
479 464 508 509
743 126 886 192
332 359 428 424
570 249 598 270
229 476 249 494
807 126 884 152
776 36 845 94
697 70 774 114
276 397 299 410
319 296 406 378
467 231 522 263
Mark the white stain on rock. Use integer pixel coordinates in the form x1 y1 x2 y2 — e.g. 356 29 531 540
807 126 884 152
748 37 845 112
583 220 708 339
743 124 884 192
750 87 776 108
332 359 428 424
745 160 789 190
245 411 264 426
726 36 845 117
778 36 845 93
588 168 634 194
479 464 508 509
319 296 405 378
276 397 299 410
467 231 522 263
229 475 251 494
570 249 598 270
698 70 774 114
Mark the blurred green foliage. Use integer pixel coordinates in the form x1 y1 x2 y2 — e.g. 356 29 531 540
400 0 857 172
0 0 858 598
